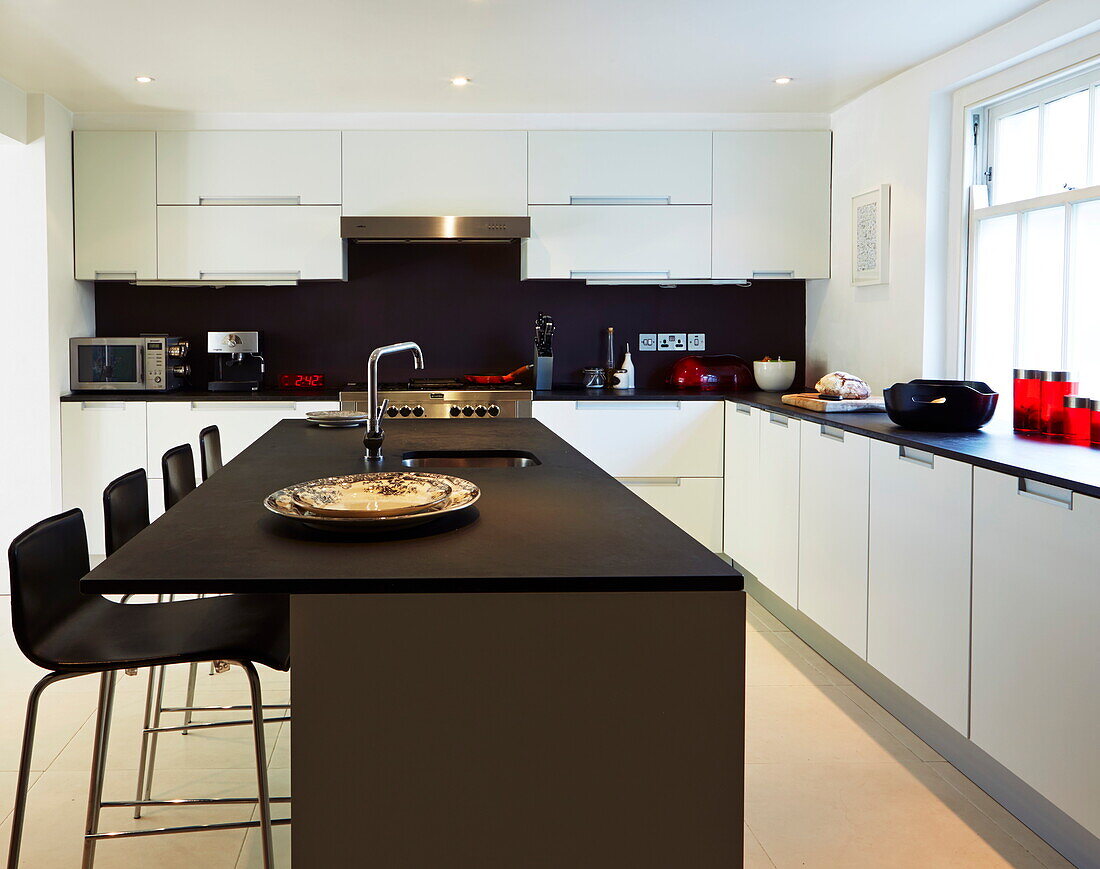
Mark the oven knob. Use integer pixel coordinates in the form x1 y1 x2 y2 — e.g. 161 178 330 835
487 404 501 417
449 406 461 417
399 405 412 417
462 406 474 417
475 405 488 417
386 406 399 417
412 405 425 417
153 376 162 384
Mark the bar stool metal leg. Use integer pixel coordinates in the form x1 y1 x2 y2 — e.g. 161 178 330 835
182 662 199 734
7 671 83 869
82 671 118 869
138 664 167 816
241 661 275 869
132 663 160 819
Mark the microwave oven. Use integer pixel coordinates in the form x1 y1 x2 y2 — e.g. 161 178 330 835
69 337 190 392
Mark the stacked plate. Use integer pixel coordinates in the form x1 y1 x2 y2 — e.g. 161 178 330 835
306 410 371 428
264 471 480 532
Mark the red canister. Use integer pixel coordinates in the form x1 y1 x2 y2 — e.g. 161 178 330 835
1063 395 1091 441
1040 371 1077 436
1091 399 1100 445
1012 369 1042 432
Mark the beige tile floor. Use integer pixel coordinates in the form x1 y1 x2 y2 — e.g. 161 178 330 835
0 594 1078 868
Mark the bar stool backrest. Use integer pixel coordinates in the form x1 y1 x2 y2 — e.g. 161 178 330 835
199 425 223 482
162 444 197 510
103 468 150 556
7 508 91 671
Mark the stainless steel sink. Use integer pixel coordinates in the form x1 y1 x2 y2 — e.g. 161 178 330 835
401 450 541 468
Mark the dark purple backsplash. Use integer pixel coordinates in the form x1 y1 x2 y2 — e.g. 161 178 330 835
94 242 806 389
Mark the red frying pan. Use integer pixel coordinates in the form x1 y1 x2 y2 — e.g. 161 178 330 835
462 364 532 385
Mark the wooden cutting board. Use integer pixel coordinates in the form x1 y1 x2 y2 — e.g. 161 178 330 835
781 393 886 412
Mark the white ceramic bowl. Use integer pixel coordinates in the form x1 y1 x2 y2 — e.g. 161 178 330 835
753 360 797 392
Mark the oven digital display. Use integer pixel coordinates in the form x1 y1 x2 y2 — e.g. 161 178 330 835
279 374 326 389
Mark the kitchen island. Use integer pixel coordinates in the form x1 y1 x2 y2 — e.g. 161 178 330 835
83 418 744 867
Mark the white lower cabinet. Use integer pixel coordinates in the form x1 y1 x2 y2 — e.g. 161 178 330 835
723 402 762 575
533 400 723 550
156 206 345 281
146 400 338 483
867 441 972 735
61 401 149 556
970 469 1100 837
523 206 712 280
755 411 800 606
796 421 870 657
619 477 723 552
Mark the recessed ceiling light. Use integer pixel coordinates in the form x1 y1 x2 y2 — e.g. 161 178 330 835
450 76 471 87
134 75 155 84
774 76 793 85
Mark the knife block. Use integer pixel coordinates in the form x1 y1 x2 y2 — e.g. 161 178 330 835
534 354 554 391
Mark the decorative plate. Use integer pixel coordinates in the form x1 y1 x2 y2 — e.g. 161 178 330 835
264 473 480 532
290 472 451 518
306 410 371 428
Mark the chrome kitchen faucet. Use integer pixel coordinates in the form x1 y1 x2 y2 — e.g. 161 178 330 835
364 342 425 461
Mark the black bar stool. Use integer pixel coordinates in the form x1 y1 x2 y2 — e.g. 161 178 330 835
162 443 197 509
199 425 223 481
6 509 289 868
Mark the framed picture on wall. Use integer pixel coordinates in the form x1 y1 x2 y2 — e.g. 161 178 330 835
851 185 890 286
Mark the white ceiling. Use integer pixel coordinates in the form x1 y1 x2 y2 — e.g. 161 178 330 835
0 0 1046 115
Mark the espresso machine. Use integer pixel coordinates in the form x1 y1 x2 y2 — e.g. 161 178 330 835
207 331 265 392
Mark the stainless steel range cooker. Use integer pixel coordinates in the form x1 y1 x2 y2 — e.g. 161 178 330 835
340 379 533 419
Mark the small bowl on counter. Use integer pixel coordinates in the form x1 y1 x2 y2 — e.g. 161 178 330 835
883 380 998 431
753 359 797 393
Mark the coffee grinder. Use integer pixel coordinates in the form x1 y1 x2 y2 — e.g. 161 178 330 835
207 331 265 392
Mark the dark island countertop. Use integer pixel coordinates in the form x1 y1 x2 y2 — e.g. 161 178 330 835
83 418 739 595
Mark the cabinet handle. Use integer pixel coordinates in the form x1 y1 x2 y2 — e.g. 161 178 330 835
575 401 681 410
1017 478 1073 509
819 424 844 442
80 401 127 410
568 195 671 205
616 477 682 487
198 196 302 206
734 404 753 415
569 270 671 281
190 401 297 411
752 270 795 279
898 445 934 468
93 271 137 281
768 413 789 427
198 271 301 282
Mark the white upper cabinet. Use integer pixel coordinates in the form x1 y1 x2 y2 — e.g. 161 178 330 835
156 131 342 205
523 205 711 280
74 131 157 281
712 131 831 279
342 131 527 215
528 132 712 204
157 206 345 281
796 420 870 657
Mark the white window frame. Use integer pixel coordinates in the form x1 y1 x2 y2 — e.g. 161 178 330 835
962 59 1100 380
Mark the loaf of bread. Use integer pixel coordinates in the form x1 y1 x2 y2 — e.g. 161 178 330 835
814 371 870 400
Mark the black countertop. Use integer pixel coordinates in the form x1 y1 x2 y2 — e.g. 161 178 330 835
61 390 340 402
82 419 739 595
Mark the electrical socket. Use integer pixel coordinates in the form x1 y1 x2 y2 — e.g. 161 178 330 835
688 333 706 351
638 334 657 351
658 333 687 351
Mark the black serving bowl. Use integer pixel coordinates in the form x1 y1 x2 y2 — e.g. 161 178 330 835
883 379 999 431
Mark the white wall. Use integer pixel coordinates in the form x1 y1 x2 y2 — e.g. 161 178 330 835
0 94 91 592
809 0 1100 391
0 73 27 143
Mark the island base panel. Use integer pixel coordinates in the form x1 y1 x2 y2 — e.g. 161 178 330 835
291 590 745 868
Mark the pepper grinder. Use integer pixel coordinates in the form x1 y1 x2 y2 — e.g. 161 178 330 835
605 327 615 380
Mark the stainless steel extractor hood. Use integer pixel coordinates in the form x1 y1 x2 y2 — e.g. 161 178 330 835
341 215 530 242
